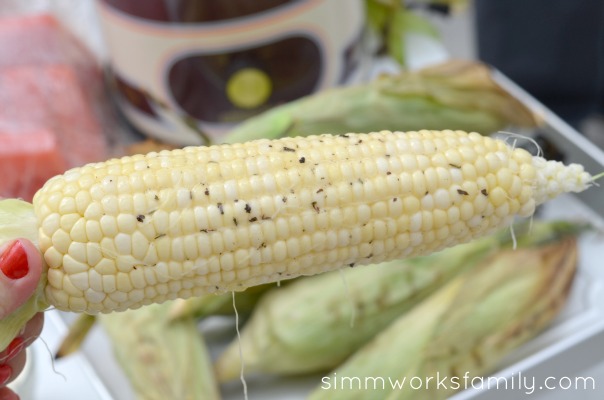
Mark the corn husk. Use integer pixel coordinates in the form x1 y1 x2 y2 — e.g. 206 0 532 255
99 301 221 400
168 282 284 321
223 60 539 144
308 224 579 400
54 314 96 359
214 222 580 382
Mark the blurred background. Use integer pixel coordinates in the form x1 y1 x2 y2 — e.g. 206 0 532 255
2 0 602 147
432 0 604 150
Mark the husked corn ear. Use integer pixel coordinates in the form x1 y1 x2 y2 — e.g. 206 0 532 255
27 130 594 314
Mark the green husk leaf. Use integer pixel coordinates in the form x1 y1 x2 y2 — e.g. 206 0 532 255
99 301 221 400
0 199 48 350
54 314 97 359
308 223 579 400
168 281 283 321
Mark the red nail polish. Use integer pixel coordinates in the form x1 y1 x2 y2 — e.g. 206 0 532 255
0 241 28 280
0 364 11 385
5 338 24 362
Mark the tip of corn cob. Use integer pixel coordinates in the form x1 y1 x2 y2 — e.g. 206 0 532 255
531 157 594 206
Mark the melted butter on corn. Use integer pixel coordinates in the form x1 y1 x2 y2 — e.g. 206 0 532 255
32 130 593 313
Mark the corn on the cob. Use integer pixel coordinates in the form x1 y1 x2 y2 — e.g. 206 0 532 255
308 224 579 400
99 301 221 400
0 129 595 349
223 61 538 144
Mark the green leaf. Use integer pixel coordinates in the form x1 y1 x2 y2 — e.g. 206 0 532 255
400 9 440 39
386 8 408 65
366 0 450 66
365 0 390 32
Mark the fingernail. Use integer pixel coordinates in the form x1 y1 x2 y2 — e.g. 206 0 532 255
0 241 29 280
0 364 11 385
5 338 24 362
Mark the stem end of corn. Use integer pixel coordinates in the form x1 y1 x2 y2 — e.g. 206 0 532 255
0 199 48 349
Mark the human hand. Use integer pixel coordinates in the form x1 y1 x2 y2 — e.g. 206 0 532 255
0 239 44 400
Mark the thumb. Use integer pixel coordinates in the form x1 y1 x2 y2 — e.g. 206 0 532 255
0 240 43 320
